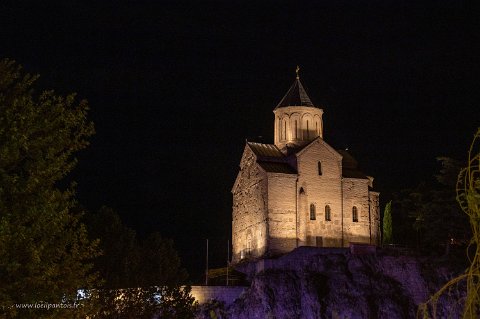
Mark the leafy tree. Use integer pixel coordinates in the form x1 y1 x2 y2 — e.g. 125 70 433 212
382 200 393 246
85 207 196 319
418 128 480 318
84 207 137 289
393 157 470 254
0 59 99 318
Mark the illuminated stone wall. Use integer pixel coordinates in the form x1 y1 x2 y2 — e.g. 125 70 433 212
342 178 372 245
231 139 381 263
232 146 268 263
274 106 324 149
296 138 344 247
266 173 297 254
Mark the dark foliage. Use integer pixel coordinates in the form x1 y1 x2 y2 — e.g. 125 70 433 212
0 59 99 318
382 201 393 246
84 207 196 319
392 157 471 255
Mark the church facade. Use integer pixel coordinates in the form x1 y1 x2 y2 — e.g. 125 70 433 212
231 72 380 263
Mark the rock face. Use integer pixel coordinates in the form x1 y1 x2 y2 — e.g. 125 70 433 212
198 247 463 319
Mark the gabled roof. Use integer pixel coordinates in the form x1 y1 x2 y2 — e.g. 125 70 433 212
275 78 315 109
258 161 297 174
337 149 368 179
247 142 285 159
247 142 297 174
342 169 368 179
295 137 343 161
337 149 358 169
293 139 368 180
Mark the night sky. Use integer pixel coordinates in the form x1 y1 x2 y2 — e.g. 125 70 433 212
1 1 478 282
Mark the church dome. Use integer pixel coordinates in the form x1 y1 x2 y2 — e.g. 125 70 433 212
273 68 324 150
275 78 315 109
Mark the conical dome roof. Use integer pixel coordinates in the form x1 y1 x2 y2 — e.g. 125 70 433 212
275 78 316 109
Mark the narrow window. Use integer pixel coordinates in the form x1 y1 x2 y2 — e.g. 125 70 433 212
278 118 282 141
310 203 316 220
295 120 298 139
306 120 309 139
353 206 358 222
283 120 287 140
316 122 318 136
318 161 322 175
325 205 331 221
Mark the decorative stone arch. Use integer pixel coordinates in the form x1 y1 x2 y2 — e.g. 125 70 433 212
290 112 301 140
280 115 290 141
298 183 309 196
276 116 282 141
313 114 322 138
301 113 314 140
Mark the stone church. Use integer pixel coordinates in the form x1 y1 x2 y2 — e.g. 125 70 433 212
231 70 380 263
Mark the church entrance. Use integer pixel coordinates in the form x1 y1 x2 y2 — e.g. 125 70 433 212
316 236 323 247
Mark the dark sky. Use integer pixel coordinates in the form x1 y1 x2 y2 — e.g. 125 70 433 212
1 1 478 282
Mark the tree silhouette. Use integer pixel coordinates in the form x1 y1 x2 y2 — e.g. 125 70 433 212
85 207 196 319
0 59 98 318
382 201 393 246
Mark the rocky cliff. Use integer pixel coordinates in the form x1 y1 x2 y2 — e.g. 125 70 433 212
197 247 464 319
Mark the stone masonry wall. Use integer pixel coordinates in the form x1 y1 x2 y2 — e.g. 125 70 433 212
232 146 268 262
297 139 344 247
273 106 323 149
232 139 380 263
342 178 371 244
266 173 297 254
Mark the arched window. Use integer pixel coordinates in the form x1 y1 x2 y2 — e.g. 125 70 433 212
352 206 358 222
283 120 287 140
299 187 305 195
306 120 310 139
318 161 322 175
325 205 331 221
310 203 316 220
